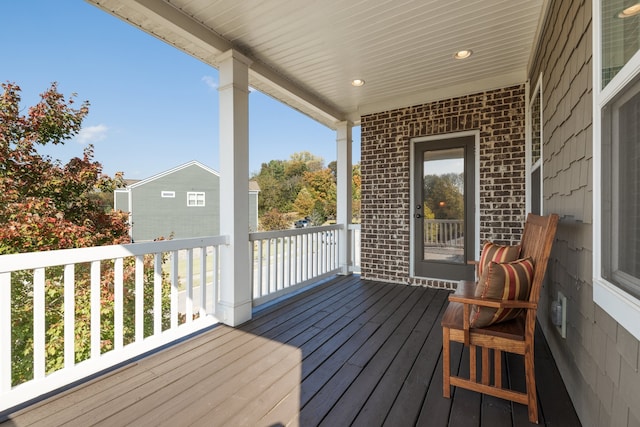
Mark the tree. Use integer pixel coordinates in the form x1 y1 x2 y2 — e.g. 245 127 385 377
290 151 323 172
352 164 361 222
252 152 325 220
253 159 296 214
1 82 170 385
260 208 290 231
253 152 361 229
0 82 129 252
302 168 336 224
292 187 315 217
423 173 464 219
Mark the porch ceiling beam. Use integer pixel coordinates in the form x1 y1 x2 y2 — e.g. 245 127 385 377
132 0 232 54
249 69 346 129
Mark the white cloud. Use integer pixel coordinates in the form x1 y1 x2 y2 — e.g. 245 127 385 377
202 75 218 90
77 124 108 144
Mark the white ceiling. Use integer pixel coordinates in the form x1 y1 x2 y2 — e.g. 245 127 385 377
87 0 547 129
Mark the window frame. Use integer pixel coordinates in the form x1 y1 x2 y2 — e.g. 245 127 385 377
527 75 544 215
187 191 206 207
593 0 640 340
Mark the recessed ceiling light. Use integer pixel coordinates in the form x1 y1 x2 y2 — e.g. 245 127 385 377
618 3 640 17
351 79 365 87
454 50 473 60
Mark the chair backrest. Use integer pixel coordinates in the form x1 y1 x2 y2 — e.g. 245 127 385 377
519 213 559 307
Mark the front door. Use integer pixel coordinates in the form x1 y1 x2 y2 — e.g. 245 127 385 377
413 135 475 281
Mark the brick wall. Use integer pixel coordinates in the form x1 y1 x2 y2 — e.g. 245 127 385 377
528 1 640 426
360 85 527 288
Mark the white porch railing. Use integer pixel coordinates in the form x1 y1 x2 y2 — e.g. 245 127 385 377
1 224 361 413
424 219 464 247
250 224 341 306
0 236 226 413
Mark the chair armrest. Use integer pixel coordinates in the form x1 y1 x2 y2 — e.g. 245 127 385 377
449 280 537 310
447 281 537 345
448 293 537 310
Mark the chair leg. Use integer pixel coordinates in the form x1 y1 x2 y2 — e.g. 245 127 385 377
524 348 539 424
494 349 502 388
443 327 451 398
469 345 477 382
481 347 490 385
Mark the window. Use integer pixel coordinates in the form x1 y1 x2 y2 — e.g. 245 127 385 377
601 0 640 87
161 191 175 198
594 0 640 339
187 192 205 207
528 76 543 215
602 79 640 298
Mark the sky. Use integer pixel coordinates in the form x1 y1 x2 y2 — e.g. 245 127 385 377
2 1 360 180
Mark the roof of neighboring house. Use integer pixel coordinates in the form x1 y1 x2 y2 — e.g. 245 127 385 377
124 161 218 189
116 160 260 192
249 180 260 193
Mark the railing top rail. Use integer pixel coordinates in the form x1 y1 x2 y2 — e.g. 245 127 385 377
0 235 230 273
249 224 342 241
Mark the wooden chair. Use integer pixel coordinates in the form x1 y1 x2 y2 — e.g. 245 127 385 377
441 213 559 424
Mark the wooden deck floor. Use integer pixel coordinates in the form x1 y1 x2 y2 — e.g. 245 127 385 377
1 275 580 426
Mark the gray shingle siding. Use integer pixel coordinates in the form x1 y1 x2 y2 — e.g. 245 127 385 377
529 0 640 426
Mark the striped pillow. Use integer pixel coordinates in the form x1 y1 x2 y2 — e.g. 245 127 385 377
470 257 534 328
477 241 521 278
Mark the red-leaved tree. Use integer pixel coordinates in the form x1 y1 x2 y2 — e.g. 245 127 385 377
0 82 130 252
1 82 171 385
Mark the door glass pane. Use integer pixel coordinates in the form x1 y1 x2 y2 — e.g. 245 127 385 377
422 148 465 263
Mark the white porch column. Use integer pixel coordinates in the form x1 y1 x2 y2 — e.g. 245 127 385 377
217 49 252 326
336 121 353 275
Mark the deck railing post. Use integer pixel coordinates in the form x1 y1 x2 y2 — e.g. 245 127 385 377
336 121 353 275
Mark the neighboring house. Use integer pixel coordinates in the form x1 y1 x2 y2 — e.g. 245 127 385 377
114 161 259 241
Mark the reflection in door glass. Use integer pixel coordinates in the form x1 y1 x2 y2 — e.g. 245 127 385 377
423 148 465 263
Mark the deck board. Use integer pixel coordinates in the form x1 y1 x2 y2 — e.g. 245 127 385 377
1 276 580 427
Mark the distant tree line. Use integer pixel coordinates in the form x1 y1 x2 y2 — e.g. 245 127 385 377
252 151 361 231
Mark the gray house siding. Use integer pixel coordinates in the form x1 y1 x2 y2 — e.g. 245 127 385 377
530 1 640 426
114 190 129 213
115 162 259 242
133 165 219 241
